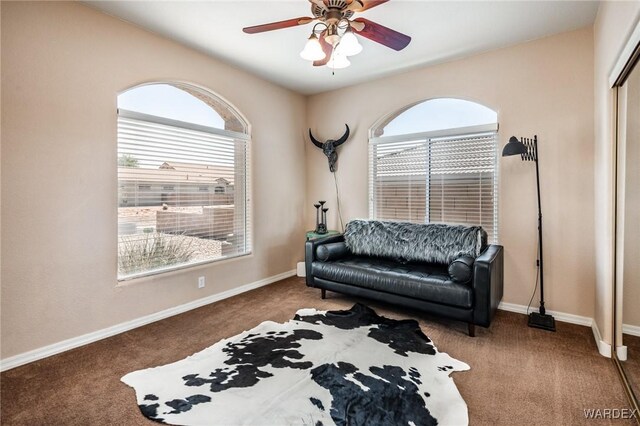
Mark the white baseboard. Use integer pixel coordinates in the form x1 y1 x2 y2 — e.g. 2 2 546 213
498 302 613 357
617 345 628 361
623 323 640 337
618 323 640 361
1 284 619 371
498 302 593 327
591 319 612 358
0 269 296 372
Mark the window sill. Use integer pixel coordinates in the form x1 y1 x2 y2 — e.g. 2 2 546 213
116 252 253 287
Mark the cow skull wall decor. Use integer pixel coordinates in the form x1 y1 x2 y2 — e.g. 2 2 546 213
309 124 350 172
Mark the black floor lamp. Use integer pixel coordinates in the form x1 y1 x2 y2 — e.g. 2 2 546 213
502 135 556 332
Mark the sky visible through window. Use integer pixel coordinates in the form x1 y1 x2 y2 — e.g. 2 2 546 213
118 84 225 129
382 98 497 136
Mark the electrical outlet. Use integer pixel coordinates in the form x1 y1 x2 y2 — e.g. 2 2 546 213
198 276 205 289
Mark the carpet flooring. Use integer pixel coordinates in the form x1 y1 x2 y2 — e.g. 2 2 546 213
1 276 634 425
623 334 640 402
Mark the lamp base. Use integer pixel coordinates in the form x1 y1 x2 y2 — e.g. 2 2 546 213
528 311 556 332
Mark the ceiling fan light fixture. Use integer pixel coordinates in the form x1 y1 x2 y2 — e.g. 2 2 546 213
327 51 350 69
243 0 411 70
324 25 341 47
300 33 326 61
338 27 362 56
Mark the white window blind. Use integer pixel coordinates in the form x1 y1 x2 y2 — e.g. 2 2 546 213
117 110 251 280
369 126 498 243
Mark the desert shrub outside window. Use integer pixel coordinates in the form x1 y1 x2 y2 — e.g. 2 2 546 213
117 83 251 280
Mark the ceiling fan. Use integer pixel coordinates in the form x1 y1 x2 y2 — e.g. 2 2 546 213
242 0 411 69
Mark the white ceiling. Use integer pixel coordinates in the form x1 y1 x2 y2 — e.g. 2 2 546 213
86 0 599 95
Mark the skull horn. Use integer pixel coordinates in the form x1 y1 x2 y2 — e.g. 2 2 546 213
308 129 324 149
334 124 350 146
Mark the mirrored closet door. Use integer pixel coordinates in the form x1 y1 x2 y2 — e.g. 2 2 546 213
615 41 640 411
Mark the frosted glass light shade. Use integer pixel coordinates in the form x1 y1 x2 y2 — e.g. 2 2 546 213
339 30 362 56
327 52 350 69
300 35 326 61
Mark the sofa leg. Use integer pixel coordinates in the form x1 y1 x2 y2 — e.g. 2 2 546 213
321 289 326 300
468 323 475 337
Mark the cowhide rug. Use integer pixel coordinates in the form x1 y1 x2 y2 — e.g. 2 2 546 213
122 303 470 426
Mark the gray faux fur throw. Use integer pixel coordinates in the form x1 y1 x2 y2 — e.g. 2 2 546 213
344 220 487 265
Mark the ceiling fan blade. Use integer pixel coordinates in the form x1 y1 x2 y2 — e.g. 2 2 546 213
314 30 333 66
345 0 365 11
352 17 410 51
349 0 389 12
243 17 314 34
350 20 365 32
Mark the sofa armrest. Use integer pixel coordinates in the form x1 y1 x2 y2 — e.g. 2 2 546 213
472 245 504 327
305 234 345 287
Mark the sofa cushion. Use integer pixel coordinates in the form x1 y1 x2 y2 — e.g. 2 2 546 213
448 255 475 284
344 220 487 265
316 242 349 262
312 256 473 308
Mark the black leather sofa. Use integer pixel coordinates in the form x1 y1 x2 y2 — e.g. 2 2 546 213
305 232 504 336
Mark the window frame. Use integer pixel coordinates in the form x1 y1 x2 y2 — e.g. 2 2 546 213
369 110 499 243
116 83 252 282
117 109 249 142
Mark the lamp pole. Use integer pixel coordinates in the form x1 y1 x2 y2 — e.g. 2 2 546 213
502 135 555 331
532 137 546 316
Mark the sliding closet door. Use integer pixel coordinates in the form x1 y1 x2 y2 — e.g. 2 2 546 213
616 57 640 403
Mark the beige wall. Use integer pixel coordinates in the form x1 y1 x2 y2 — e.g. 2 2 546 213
2 1 632 361
593 2 640 346
306 28 595 317
0 2 306 359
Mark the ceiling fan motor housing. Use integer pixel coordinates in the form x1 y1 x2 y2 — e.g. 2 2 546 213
312 0 355 22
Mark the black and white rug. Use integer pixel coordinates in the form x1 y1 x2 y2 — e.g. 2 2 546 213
122 303 470 425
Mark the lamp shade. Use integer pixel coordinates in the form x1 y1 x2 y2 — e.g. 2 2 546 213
300 34 326 61
327 52 350 69
502 136 528 157
339 29 363 56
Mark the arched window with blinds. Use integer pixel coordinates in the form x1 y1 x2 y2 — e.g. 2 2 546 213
369 98 499 243
117 83 251 280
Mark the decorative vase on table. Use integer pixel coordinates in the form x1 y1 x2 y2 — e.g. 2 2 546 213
314 203 321 232
301 201 333 278
315 200 328 234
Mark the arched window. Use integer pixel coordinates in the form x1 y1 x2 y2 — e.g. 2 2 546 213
117 83 250 280
369 98 499 242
